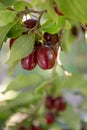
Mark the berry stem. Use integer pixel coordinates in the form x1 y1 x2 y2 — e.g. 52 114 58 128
80 23 87 31
57 46 72 76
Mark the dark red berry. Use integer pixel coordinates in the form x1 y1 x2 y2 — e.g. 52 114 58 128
9 38 16 49
37 46 56 69
34 41 42 49
30 125 42 130
18 126 26 130
21 50 37 70
45 96 54 109
54 97 66 111
44 32 59 44
24 19 37 29
51 33 59 44
46 112 55 124
44 32 51 42
53 1 64 16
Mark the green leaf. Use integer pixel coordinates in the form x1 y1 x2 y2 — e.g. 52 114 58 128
0 0 18 6
41 17 65 34
55 0 87 23
45 0 58 22
8 33 35 63
35 81 48 94
7 21 26 38
0 22 16 49
0 2 5 10
0 10 16 26
0 93 41 113
7 74 42 91
60 105 80 129
14 0 32 11
8 61 19 75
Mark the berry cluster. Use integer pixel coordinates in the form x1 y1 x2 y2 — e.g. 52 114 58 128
9 18 59 70
45 95 67 125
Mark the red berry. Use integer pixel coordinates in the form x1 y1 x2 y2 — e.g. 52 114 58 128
45 96 54 109
44 32 59 44
37 46 56 69
46 112 55 124
21 50 37 70
54 97 66 111
51 33 59 44
9 38 16 49
24 19 37 29
18 126 26 130
30 125 42 130
53 2 64 16
44 32 51 42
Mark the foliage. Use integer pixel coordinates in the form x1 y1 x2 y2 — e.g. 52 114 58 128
0 0 87 130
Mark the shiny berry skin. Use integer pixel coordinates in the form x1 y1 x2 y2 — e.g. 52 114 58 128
44 32 59 44
30 125 42 130
21 50 37 70
53 2 64 16
54 97 66 111
45 96 54 109
9 38 16 49
24 19 37 29
46 112 55 124
18 126 26 130
37 46 56 70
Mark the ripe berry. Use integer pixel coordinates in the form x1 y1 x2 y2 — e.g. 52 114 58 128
46 112 55 124
24 19 37 29
21 50 37 70
53 1 63 16
37 45 56 69
30 125 42 130
54 97 66 111
45 96 54 109
51 33 59 44
44 32 59 44
9 38 16 49
44 32 51 42
18 126 26 130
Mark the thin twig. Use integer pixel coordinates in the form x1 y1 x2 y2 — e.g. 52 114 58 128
80 23 87 31
57 46 72 76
